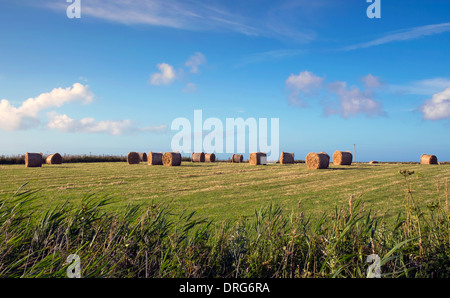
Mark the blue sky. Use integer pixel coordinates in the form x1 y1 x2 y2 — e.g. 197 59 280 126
0 0 450 161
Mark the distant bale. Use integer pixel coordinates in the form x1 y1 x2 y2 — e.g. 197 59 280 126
333 151 353 166
249 152 267 165
420 154 438 165
127 152 140 165
192 152 205 163
148 152 163 165
232 154 243 163
205 153 216 162
46 153 62 165
139 153 148 162
162 152 182 167
306 152 329 169
280 151 294 164
369 161 379 164
25 152 42 168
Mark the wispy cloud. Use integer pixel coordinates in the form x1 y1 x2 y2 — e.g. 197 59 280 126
390 77 450 95
45 0 315 43
343 22 450 51
236 49 305 67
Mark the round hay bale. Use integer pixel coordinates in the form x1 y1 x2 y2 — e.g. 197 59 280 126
127 152 140 165
333 151 353 166
148 152 163 165
205 153 216 162
46 153 63 165
232 154 243 163
369 161 379 164
306 152 329 169
162 152 182 167
25 152 42 168
319 152 330 164
420 154 438 165
139 153 148 162
192 152 205 162
249 152 267 165
280 151 294 164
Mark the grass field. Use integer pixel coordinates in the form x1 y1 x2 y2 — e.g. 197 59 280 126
1 162 449 224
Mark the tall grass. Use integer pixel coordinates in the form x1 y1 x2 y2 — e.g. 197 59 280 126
0 170 449 278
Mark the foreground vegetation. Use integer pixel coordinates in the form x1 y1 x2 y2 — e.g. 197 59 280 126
0 169 449 278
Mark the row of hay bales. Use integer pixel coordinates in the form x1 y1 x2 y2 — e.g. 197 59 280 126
305 151 353 169
127 151 183 167
24 152 63 167
191 152 216 163
23 151 439 168
127 152 218 166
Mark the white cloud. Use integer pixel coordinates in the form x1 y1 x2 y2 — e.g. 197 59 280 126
361 74 382 89
182 83 197 93
285 71 324 107
150 63 177 85
185 52 206 74
0 83 93 131
420 88 450 120
343 22 450 51
47 113 168 135
327 81 384 118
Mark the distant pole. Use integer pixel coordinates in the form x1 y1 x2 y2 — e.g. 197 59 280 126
353 144 356 163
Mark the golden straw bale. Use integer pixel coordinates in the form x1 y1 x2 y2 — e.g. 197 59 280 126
46 153 62 165
306 152 329 169
127 152 140 165
148 152 163 165
25 152 42 168
162 152 182 166
332 151 353 165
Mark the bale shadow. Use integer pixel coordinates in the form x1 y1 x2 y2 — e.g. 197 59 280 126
326 167 372 171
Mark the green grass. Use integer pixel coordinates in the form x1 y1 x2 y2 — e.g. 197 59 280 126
1 162 450 278
1 162 449 225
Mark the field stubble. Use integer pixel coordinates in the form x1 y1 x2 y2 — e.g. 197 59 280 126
0 162 449 225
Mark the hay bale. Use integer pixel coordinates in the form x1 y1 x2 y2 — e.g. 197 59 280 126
25 152 42 168
249 152 267 165
369 161 379 164
192 152 205 162
333 151 353 165
148 152 163 165
46 153 62 165
232 154 243 163
280 151 294 164
319 152 330 164
139 153 148 162
162 152 182 167
306 152 329 169
127 152 140 165
420 154 438 165
205 153 216 162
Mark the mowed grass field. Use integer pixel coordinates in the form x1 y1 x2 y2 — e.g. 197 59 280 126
1 161 449 224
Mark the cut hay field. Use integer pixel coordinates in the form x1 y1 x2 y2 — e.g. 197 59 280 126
1 162 449 224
